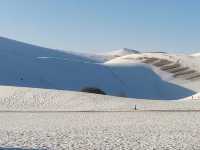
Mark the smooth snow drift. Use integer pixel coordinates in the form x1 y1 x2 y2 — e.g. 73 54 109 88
0 37 199 100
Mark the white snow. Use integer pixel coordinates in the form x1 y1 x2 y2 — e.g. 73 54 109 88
105 48 139 57
191 52 200 57
184 92 200 100
0 86 199 112
0 86 199 149
0 37 200 149
1 112 200 150
0 37 199 100
106 52 200 92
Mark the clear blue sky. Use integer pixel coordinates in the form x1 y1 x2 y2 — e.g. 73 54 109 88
0 0 200 53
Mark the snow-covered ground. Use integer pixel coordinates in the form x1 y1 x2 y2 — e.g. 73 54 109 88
0 86 199 149
1 112 200 150
0 86 199 111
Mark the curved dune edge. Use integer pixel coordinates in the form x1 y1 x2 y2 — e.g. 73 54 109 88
0 37 199 100
0 86 199 111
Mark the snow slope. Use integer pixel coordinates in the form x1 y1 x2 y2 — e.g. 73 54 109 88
0 37 198 100
106 52 200 92
191 52 200 57
184 92 200 100
105 63 194 99
0 37 109 63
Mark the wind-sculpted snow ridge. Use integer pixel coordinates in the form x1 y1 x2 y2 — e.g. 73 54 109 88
106 52 200 93
184 92 200 101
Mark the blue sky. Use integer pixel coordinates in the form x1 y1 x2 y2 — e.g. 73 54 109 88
0 0 200 53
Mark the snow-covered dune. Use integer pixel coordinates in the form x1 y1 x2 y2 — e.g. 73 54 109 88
105 63 194 99
191 52 200 57
0 37 109 63
0 37 123 92
0 37 198 100
184 92 200 100
106 52 200 92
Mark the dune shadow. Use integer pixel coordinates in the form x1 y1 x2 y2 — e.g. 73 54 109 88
0 37 197 100
108 65 196 100
0 53 196 100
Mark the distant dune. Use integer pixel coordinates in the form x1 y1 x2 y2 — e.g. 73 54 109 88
0 37 199 100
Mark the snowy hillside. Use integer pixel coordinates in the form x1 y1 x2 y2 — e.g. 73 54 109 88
0 37 109 63
106 52 200 92
0 37 199 100
191 52 200 57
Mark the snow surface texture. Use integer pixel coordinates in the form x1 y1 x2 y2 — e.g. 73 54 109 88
0 37 199 100
0 86 200 111
0 37 200 149
1 112 200 150
0 86 199 149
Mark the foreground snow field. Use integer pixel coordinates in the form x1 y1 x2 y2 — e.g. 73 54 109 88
1 112 200 150
0 79 199 150
0 86 199 149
